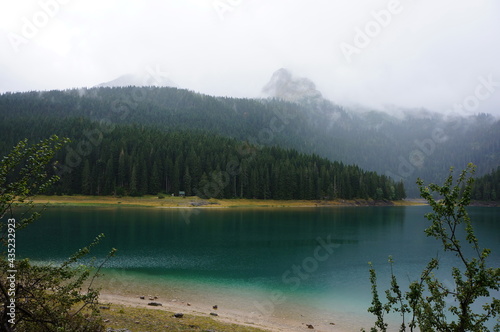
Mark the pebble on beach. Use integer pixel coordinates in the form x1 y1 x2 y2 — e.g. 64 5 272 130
148 302 162 306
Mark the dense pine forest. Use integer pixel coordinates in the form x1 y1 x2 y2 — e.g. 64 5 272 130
0 86 498 198
0 117 405 200
472 167 500 201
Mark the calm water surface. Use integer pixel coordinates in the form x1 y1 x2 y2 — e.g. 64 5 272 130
17 206 500 330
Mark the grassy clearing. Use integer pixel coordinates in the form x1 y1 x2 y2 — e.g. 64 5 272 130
32 195 424 208
101 304 268 332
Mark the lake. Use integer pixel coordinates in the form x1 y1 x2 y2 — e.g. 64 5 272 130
17 206 500 331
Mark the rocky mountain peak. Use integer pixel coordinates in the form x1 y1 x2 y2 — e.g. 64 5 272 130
262 68 322 103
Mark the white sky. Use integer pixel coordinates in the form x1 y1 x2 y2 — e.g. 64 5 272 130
1 0 499 115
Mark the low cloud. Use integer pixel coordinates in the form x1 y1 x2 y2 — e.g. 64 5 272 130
0 0 498 115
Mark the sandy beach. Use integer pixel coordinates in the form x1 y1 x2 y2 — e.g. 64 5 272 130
92 269 361 332
98 291 353 332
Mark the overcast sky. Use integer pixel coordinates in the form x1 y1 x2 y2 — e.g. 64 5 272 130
1 0 499 115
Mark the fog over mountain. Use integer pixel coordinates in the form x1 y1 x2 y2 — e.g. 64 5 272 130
91 67 500 122
261 68 498 122
262 68 323 103
1 1 499 116
96 72 177 88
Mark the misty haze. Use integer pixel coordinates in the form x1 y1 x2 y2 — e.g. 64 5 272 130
1 1 499 331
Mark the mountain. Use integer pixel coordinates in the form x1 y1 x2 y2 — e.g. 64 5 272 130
96 72 177 88
262 68 323 104
0 96 403 200
0 71 498 197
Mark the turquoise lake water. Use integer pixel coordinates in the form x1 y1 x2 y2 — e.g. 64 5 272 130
16 206 500 330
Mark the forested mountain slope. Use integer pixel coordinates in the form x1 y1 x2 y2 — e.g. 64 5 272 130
0 116 404 200
0 86 498 196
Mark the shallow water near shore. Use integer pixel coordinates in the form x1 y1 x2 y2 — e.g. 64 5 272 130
17 206 500 331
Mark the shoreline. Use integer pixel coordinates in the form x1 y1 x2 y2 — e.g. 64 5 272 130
99 292 307 332
31 195 426 208
92 271 367 332
91 270 373 332
98 290 354 332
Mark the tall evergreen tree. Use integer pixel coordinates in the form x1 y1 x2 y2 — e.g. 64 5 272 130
184 166 192 196
81 159 92 195
104 157 115 195
139 160 148 195
129 163 138 196
149 162 161 194
117 148 127 188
